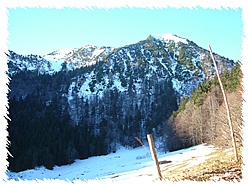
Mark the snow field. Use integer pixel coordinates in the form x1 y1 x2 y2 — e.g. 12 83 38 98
6 144 216 182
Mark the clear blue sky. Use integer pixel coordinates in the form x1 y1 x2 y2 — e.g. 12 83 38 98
7 7 242 61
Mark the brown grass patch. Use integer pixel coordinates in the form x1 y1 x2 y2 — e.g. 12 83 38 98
158 147 242 182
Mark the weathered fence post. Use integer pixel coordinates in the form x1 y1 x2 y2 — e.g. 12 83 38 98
208 45 238 162
147 134 163 180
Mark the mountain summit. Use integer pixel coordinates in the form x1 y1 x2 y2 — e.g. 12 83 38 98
153 33 188 44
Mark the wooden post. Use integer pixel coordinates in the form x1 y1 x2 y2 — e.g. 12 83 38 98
208 45 239 162
147 134 163 180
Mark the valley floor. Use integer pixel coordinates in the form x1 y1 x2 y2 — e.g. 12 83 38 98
6 143 241 183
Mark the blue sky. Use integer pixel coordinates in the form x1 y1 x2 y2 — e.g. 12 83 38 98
7 7 242 61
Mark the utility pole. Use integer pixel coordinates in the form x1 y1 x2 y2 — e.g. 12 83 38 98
208 45 238 162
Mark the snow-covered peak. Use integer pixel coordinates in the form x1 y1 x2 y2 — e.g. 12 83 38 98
43 48 77 61
153 33 188 44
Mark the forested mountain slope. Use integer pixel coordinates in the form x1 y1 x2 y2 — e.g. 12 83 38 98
6 34 238 172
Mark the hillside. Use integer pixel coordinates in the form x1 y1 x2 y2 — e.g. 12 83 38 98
161 62 243 164
6 34 238 173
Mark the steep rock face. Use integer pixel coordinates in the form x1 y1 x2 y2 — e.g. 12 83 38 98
6 34 236 149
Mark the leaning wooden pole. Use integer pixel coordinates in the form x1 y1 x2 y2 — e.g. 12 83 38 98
147 134 163 180
208 45 238 162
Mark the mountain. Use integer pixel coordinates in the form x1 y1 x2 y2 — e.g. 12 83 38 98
7 34 235 95
6 34 237 172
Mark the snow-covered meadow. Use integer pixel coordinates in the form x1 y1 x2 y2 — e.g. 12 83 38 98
6 144 216 183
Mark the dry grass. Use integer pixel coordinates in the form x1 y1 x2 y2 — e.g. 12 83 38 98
158 147 243 182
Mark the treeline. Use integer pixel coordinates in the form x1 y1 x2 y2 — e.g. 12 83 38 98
163 63 243 152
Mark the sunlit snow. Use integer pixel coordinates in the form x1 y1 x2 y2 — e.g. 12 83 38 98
6 144 215 182
153 33 188 44
43 48 77 61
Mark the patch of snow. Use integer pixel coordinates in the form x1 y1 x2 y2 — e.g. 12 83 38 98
47 59 63 73
44 48 76 61
113 74 126 92
126 51 133 61
77 73 93 97
92 47 105 58
171 78 182 94
158 58 169 73
153 33 188 44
